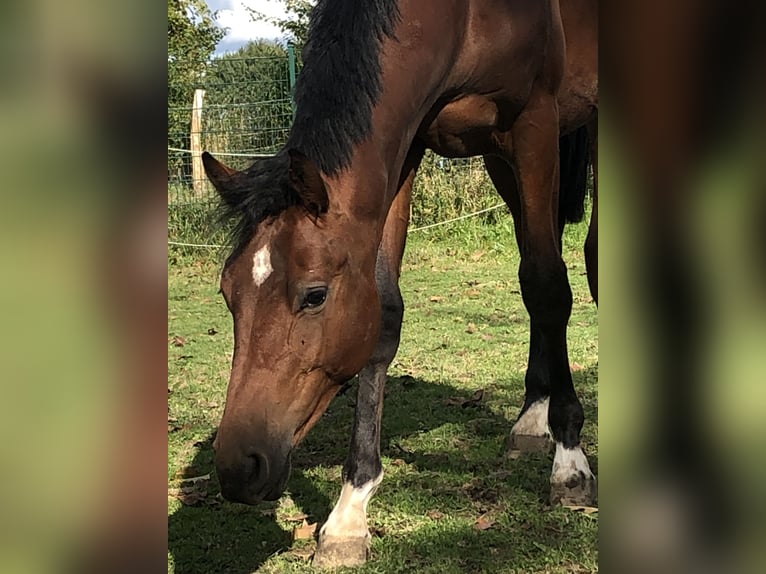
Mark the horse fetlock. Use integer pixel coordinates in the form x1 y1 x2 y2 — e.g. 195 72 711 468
312 533 371 569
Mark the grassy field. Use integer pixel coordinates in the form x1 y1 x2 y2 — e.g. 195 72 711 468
168 214 598 573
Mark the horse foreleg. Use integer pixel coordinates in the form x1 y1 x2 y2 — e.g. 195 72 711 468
483 154 553 457
313 145 420 569
511 90 596 506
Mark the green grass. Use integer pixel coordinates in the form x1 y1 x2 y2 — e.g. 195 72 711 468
168 214 598 573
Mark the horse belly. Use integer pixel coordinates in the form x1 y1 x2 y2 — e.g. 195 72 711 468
418 95 521 158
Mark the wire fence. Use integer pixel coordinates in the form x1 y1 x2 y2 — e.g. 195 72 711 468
168 49 505 249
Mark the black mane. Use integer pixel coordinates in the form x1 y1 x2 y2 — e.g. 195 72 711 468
218 0 400 260
287 0 401 174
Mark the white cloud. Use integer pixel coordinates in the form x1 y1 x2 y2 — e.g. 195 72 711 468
207 0 289 53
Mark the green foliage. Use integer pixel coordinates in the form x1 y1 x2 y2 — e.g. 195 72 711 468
203 41 294 155
168 0 226 181
168 0 225 86
247 0 314 45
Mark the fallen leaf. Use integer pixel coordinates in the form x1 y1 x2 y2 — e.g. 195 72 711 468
170 335 186 347
169 484 209 506
480 334 494 341
426 510 445 520
470 250 487 261
473 514 495 530
446 388 485 407
429 296 445 303
489 470 514 480
466 323 477 334
570 362 584 372
563 505 598 515
174 473 211 484
474 514 495 531
465 289 481 297
390 458 405 467
293 519 317 540
288 546 314 561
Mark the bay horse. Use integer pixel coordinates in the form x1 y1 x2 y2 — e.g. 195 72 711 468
202 0 597 567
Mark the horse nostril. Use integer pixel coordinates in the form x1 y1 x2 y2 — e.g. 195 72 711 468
246 450 269 484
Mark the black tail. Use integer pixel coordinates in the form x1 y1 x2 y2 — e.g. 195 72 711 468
558 125 591 228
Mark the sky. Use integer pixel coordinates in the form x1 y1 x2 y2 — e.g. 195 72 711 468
205 0 289 54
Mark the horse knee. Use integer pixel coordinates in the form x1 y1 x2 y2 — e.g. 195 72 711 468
372 291 403 364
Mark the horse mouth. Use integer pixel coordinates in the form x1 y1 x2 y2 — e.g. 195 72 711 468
218 459 291 505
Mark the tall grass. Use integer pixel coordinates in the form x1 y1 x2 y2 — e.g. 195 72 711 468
411 152 502 227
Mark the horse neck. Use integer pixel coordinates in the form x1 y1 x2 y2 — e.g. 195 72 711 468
324 8 463 250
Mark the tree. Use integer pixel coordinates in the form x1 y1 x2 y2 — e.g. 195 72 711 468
168 0 225 87
247 0 314 46
168 0 225 180
204 41 295 156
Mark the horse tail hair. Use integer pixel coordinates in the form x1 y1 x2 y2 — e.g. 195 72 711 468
558 124 591 227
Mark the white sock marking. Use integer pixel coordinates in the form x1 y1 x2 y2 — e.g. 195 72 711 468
251 245 273 286
551 442 594 484
320 472 383 539
511 397 551 437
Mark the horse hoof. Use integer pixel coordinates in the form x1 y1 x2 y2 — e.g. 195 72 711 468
550 474 598 507
312 535 370 569
506 433 553 459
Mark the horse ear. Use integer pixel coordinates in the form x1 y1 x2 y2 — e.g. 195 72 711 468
202 152 241 205
287 149 329 217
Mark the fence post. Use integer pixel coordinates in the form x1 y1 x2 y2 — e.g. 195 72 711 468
287 43 297 118
190 88 206 197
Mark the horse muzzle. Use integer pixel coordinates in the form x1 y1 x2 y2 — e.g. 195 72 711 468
215 444 292 504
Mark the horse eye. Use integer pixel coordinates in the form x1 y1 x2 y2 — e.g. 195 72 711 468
301 287 327 310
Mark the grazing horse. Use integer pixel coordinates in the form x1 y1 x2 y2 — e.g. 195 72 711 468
202 0 597 567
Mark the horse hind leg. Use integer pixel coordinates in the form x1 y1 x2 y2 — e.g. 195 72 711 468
585 117 598 305
313 145 421 569
509 89 596 506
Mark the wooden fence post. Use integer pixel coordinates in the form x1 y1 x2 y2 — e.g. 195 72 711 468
191 88 206 197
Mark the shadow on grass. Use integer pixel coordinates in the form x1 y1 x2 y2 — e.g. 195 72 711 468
168 371 597 573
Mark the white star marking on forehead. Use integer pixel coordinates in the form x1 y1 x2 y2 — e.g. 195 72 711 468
251 245 273 286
